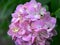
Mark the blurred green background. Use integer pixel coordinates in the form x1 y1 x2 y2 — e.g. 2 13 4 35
0 0 60 45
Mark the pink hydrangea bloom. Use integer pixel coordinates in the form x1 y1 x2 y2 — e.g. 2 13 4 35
7 0 56 45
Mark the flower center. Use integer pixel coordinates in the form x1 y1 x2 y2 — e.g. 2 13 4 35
17 12 23 23
12 27 19 33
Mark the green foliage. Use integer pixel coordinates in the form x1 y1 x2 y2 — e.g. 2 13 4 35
55 9 60 18
37 0 50 5
0 0 60 45
50 0 60 12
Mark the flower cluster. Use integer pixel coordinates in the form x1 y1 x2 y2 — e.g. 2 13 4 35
7 0 56 45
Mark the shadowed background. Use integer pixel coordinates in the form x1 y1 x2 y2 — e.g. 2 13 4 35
0 0 60 45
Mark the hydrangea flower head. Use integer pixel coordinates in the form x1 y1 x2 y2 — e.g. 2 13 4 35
7 0 56 45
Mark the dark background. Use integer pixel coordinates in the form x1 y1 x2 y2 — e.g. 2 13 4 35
0 0 60 45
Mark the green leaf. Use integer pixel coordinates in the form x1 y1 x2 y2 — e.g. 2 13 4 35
55 8 60 18
51 0 60 12
37 0 50 5
16 0 29 4
0 0 17 19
